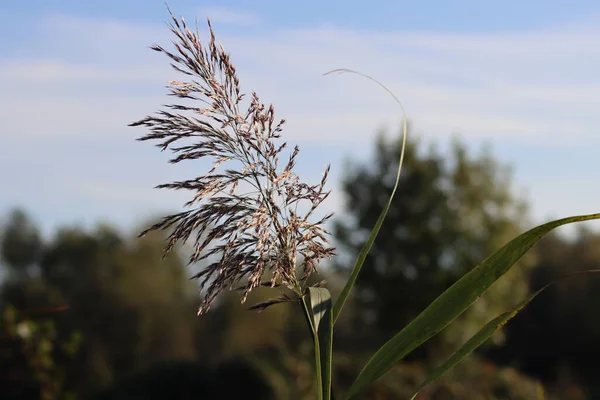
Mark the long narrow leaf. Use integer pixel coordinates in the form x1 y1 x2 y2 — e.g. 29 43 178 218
410 269 600 399
306 287 334 400
302 294 322 400
324 69 408 325
345 213 600 399
410 289 541 399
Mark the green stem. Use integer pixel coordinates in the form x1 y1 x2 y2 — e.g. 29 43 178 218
301 296 323 400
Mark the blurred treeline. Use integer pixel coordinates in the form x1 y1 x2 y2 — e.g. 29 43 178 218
1 133 600 399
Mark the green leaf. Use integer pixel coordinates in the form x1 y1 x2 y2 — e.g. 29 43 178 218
345 213 600 399
305 287 334 400
410 268 600 399
324 69 408 325
410 289 541 399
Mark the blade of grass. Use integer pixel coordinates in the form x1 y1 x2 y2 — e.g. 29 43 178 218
301 294 322 400
345 213 600 399
323 69 407 325
304 287 334 400
410 269 600 399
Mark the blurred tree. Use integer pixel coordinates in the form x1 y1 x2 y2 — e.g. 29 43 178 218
1 209 43 278
93 358 275 400
39 224 197 394
0 214 199 397
333 131 531 358
0 305 81 400
192 287 319 399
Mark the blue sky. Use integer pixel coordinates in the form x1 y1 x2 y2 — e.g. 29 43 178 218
1 0 600 239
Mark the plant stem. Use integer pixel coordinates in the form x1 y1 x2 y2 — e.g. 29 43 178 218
301 296 324 400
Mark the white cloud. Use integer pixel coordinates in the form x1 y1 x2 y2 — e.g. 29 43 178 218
78 181 186 208
0 59 163 84
3 12 600 147
195 6 261 26
2 11 600 235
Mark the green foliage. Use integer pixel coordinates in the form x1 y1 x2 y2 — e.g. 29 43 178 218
304 287 333 400
93 359 275 400
410 289 544 399
0 215 199 397
492 229 600 397
1 209 43 277
323 67 598 400
334 134 531 352
345 213 600 398
0 304 81 400
411 269 600 399
336 355 546 399
325 70 408 329
2 206 599 399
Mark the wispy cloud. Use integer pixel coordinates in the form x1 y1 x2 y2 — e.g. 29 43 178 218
1 10 600 235
3 12 600 145
195 6 261 26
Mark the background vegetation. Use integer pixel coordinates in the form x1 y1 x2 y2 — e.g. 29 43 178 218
2 129 600 399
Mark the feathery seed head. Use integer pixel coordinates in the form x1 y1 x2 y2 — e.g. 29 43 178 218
130 9 335 315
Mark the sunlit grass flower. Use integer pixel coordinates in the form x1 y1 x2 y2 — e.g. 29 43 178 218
130 10 335 315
